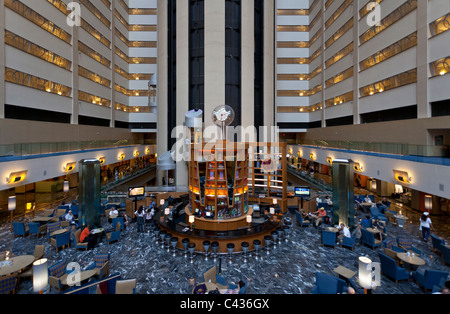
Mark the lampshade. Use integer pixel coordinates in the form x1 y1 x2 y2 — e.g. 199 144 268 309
160 199 165 206
8 196 16 211
270 207 275 215
33 258 48 293
63 181 70 193
273 199 278 205
189 215 195 224
246 215 252 223
358 256 373 290
165 207 170 215
424 195 432 211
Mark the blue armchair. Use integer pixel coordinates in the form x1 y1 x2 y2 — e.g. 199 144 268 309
48 260 69 292
361 229 382 249
295 211 311 227
431 234 445 254
86 254 110 279
106 230 121 245
47 221 61 243
28 222 46 239
412 269 449 291
441 245 450 266
396 238 422 256
340 233 356 251
370 206 388 223
383 238 405 253
361 219 372 229
112 217 124 231
321 230 336 248
0 274 18 294
317 202 328 210
50 231 70 253
71 205 79 217
12 222 28 238
312 272 347 294
378 252 410 284
228 278 248 294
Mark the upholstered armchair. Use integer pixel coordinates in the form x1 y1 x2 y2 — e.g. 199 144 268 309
202 266 228 290
0 274 18 294
48 260 69 292
47 222 61 243
378 252 410 284
340 233 357 251
321 230 337 248
28 222 47 239
50 231 70 253
106 230 121 245
86 254 110 279
73 229 88 251
115 279 137 294
295 211 311 227
441 246 450 266
431 235 446 254
412 269 449 291
12 222 28 238
312 272 347 294
361 229 381 249
396 238 422 256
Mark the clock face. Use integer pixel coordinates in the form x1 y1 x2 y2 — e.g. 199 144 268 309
215 108 230 122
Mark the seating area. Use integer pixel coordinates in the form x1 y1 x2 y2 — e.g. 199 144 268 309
1 191 449 296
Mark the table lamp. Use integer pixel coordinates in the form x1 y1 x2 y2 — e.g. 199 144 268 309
246 215 252 230
189 215 195 231
33 258 48 294
8 196 16 232
165 207 170 222
358 256 373 293
424 195 432 212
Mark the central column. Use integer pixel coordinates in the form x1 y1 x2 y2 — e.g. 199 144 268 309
204 0 225 129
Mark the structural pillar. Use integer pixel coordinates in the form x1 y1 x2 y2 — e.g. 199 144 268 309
78 159 101 227
331 159 355 228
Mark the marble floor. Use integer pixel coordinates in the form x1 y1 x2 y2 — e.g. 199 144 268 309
2 205 449 295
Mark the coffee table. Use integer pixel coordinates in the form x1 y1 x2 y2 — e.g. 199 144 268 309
50 229 68 237
333 265 356 280
0 255 35 277
397 253 425 272
61 269 97 286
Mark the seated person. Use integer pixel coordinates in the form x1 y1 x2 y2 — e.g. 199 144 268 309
376 197 390 214
311 207 327 227
315 196 322 205
324 196 333 205
337 223 351 242
364 195 373 204
80 225 96 249
65 210 74 222
108 207 119 223
372 218 387 241
352 223 362 244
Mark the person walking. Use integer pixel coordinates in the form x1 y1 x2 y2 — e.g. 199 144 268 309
135 206 145 233
419 212 433 242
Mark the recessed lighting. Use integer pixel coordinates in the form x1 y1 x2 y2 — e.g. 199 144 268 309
440 70 446 76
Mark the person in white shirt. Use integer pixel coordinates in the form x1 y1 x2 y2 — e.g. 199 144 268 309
325 196 333 205
364 195 372 203
338 223 351 242
316 196 322 205
419 212 433 242
65 210 74 222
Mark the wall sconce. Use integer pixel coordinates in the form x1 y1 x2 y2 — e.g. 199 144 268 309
33 258 48 294
297 150 303 157
326 157 333 165
309 153 316 160
353 162 363 172
118 153 125 161
98 157 105 164
134 151 140 157
6 170 27 184
288 147 293 155
424 195 432 211
63 162 76 172
145 149 150 155
393 170 411 184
